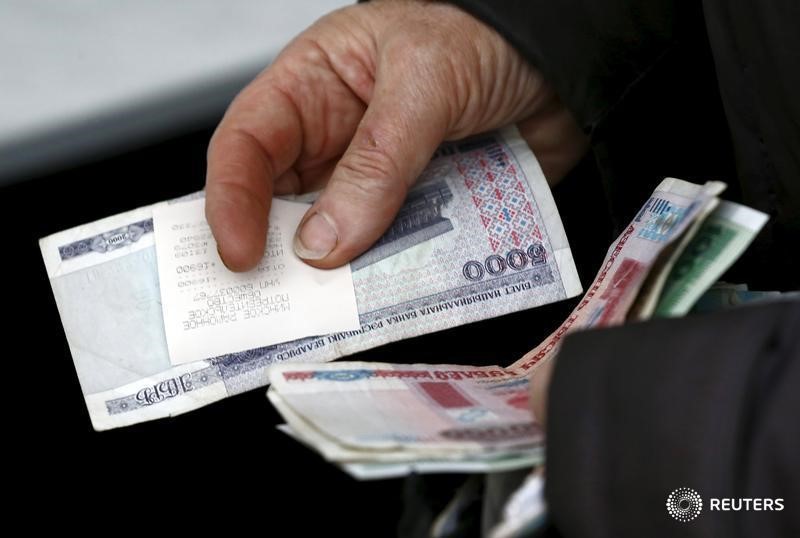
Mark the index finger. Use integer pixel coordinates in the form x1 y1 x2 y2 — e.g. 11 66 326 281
205 83 302 271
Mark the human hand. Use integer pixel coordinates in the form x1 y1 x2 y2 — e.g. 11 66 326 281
205 0 587 271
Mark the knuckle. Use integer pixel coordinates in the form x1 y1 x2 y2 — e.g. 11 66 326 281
341 141 400 181
334 148 407 202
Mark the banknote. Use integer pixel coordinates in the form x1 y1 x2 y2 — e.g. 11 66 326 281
40 126 581 430
275 425 542 480
273 371 544 479
653 201 768 317
339 453 543 481
267 178 734 477
625 191 722 320
268 362 541 455
509 177 725 372
270 386 537 463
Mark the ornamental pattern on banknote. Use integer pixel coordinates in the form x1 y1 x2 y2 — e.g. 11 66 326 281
214 344 291 381
456 138 542 252
313 369 374 382
58 219 153 260
351 134 564 317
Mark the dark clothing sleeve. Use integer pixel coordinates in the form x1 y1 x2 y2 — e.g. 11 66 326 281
446 0 800 290
700 2 800 288
443 0 687 134
545 300 800 537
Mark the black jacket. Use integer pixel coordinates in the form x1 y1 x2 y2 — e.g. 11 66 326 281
547 300 800 537
442 2 800 536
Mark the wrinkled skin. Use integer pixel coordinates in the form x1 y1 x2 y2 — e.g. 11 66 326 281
205 0 587 271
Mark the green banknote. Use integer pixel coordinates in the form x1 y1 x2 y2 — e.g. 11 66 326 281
654 200 767 317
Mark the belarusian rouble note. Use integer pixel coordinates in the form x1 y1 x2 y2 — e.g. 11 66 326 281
40 126 581 430
340 452 542 481
653 201 768 317
275 424 542 480
268 362 541 455
625 189 722 320
508 177 725 372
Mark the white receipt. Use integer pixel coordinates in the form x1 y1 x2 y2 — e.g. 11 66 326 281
153 197 360 365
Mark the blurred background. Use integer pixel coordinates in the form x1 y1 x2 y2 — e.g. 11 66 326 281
0 0 348 184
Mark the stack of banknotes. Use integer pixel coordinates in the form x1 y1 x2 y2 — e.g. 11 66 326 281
267 176 775 479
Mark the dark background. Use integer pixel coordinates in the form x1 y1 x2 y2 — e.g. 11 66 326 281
1 121 611 533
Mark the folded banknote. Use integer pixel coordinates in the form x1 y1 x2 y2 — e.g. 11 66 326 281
40 127 582 430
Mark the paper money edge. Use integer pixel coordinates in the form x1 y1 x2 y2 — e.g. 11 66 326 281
84 360 229 431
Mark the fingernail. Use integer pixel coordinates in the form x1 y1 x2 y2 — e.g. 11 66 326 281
294 211 337 260
217 245 231 270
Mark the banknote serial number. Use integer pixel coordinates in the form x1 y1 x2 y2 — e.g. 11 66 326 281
462 243 547 281
176 262 214 274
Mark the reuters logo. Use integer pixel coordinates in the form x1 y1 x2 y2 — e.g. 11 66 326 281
667 487 703 522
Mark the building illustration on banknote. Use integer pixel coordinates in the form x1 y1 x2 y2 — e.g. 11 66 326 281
351 179 454 271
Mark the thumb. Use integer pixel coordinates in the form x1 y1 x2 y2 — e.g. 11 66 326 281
293 66 450 268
